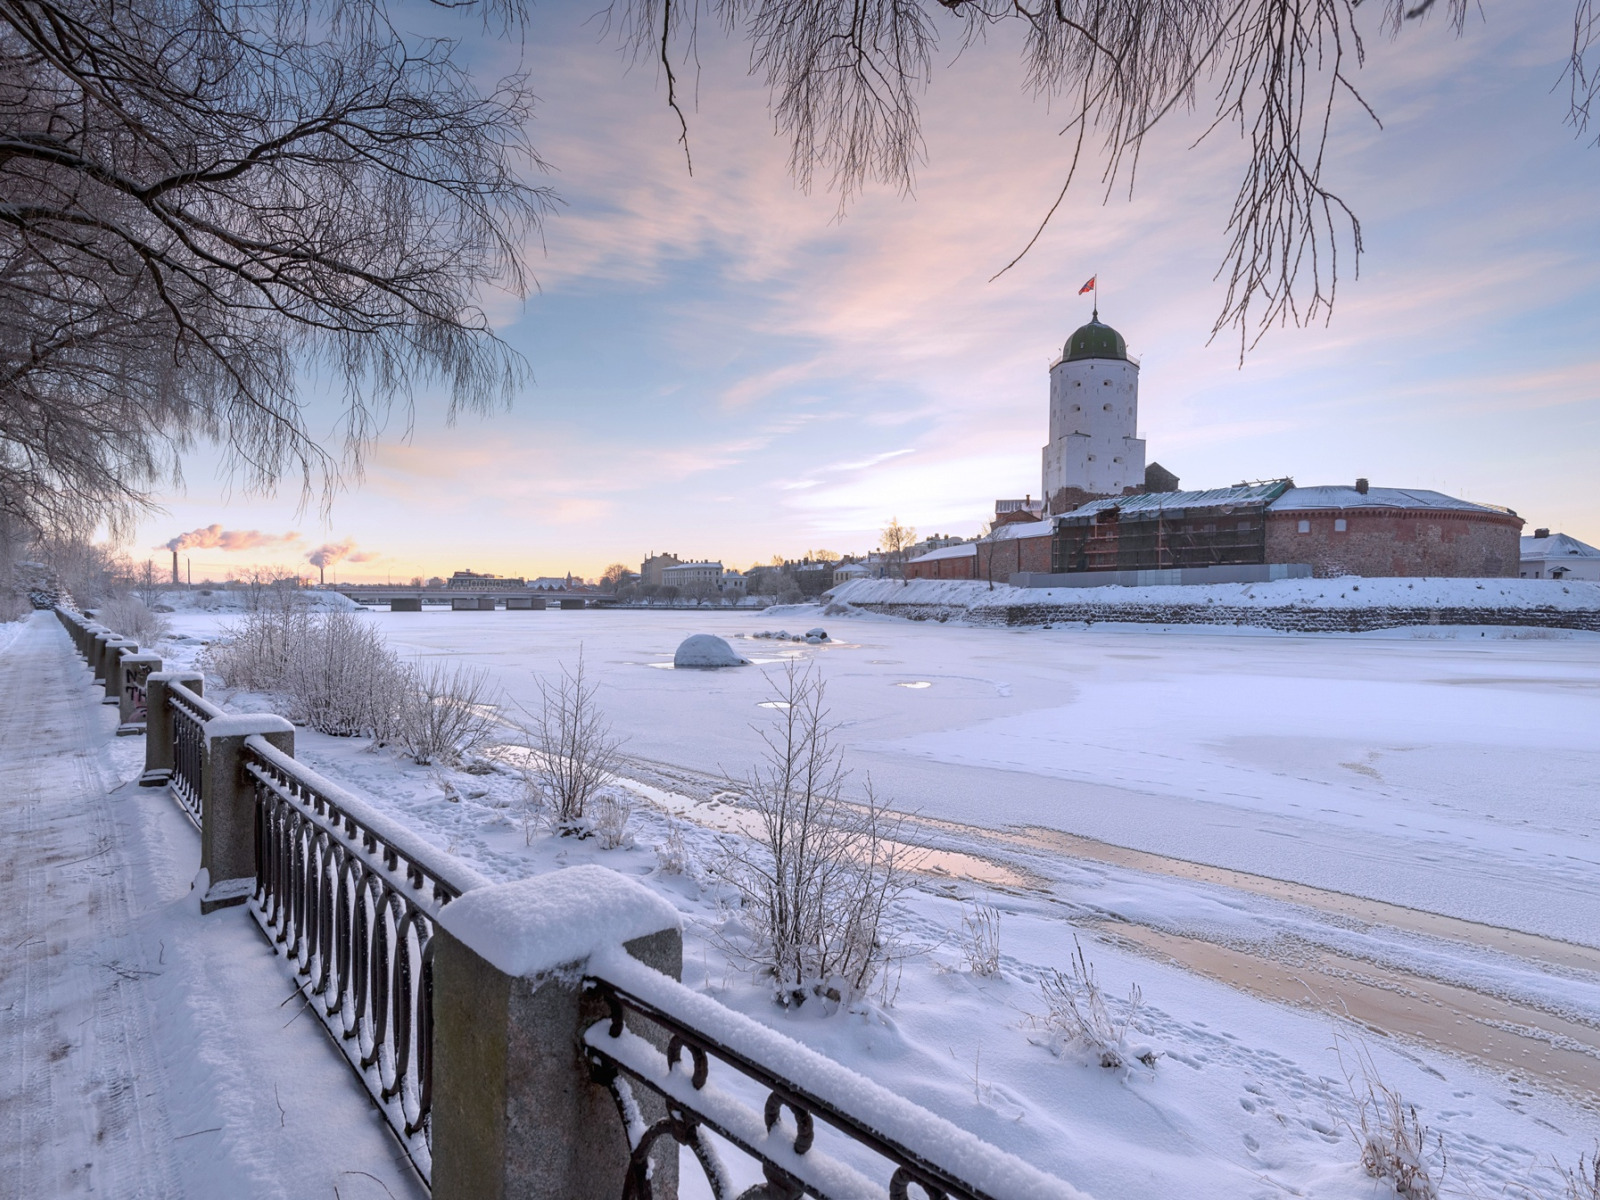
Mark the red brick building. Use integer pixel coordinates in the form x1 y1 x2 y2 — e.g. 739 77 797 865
903 543 978 580
1264 484 1523 578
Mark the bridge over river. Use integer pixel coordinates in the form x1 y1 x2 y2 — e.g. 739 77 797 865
332 585 614 611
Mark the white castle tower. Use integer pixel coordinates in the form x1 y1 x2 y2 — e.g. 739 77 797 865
1041 311 1146 508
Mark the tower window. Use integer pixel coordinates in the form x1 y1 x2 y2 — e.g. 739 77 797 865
1334 518 1348 532
1297 519 1311 534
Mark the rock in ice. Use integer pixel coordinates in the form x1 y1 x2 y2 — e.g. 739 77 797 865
674 633 748 669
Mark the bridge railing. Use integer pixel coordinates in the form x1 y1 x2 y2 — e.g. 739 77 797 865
50 602 1088 1200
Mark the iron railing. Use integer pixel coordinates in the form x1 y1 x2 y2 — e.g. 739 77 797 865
167 680 217 829
243 736 488 1184
584 953 1081 1200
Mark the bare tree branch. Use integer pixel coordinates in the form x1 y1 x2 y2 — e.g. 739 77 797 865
0 0 551 537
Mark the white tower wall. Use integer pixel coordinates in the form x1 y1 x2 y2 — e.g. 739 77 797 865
1041 355 1145 503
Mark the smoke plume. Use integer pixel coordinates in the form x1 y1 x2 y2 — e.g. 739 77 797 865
165 524 301 552
307 539 380 568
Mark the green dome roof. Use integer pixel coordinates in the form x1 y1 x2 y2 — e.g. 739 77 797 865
1063 317 1128 362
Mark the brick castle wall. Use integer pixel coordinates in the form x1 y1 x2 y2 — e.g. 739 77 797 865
838 598 1600 633
974 532 1051 581
1264 509 1522 579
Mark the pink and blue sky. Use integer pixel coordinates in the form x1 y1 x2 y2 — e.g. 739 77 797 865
134 3 1599 582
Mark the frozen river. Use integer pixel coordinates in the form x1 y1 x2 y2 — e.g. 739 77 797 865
356 606 1600 947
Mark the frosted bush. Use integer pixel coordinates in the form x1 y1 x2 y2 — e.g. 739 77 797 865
590 789 633 849
284 610 404 737
207 604 403 738
397 662 500 765
96 594 171 643
1038 938 1156 1069
656 824 691 875
961 903 1002 977
204 601 307 691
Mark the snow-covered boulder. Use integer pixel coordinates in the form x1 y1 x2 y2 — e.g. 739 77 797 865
805 627 829 642
674 633 748 669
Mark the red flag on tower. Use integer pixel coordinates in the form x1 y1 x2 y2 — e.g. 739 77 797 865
1078 276 1096 295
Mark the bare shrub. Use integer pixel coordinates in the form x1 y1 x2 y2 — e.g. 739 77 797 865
1558 1150 1600 1200
962 902 1002 977
1338 1039 1444 1199
0 590 26 622
525 651 624 829
94 595 171 644
1038 938 1156 1069
722 661 914 1007
590 789 634 849
398 662 501 766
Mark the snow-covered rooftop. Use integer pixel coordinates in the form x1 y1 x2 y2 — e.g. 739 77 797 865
1522 532 1600 559
1270 486 1515 515
1062 481 1290 520
909 543 978 562
986 518 1053 541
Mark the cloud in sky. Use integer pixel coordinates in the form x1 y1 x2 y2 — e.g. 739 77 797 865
132 2 1600 575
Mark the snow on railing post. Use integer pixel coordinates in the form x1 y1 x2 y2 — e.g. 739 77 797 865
142 671 203 787
100 638 136 703
116 653 161 735
430 866 683 1200
197 714 294 914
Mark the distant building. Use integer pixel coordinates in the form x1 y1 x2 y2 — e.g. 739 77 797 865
640 553 681 587
833 561 874 585
1520 530 1600 581
530 575 573 590
661 561 724 590
993 499 1046 528
960 310 1529 582
447 569 526 590
721 570 748 594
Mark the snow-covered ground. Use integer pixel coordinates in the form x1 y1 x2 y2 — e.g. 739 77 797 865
88 602 1600 1196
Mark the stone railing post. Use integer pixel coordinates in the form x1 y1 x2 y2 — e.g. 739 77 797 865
116 653 162 733
197 714 294 914
142 671 203 786
102 639 136 704
89 629 112 679
431 866 683 1200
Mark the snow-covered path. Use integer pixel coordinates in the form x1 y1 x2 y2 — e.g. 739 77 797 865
0 613 423 1200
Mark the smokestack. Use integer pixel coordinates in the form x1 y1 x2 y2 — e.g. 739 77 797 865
1355 477 1369 495
172 549 180 586
319 563 325 586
